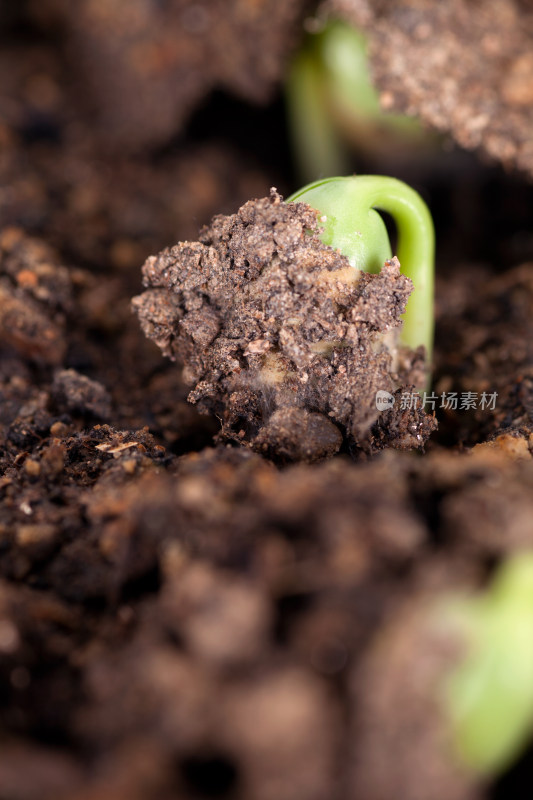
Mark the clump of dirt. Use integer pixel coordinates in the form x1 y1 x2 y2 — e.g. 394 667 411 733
133 190 435 460
330 0 533 177
0 229 72 367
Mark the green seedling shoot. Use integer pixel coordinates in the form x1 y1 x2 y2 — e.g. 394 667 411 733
287 175 435 363
444 552 533 776
286 19 430 183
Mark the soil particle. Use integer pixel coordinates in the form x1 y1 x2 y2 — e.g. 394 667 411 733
217 668 341 800
0 228 73 366
159 561 271 669
253 407 344 461
52 369 112 420
133 190 435 460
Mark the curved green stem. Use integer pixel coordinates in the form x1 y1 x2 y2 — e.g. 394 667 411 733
287 175 435 364
285 43 349 182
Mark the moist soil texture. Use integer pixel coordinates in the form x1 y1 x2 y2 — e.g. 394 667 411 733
2 3 533 800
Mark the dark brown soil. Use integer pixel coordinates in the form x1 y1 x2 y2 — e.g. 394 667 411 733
2 3 533 800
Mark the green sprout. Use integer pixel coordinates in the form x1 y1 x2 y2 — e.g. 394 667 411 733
287 175 435 363
286 19 431 183
444 552 533 776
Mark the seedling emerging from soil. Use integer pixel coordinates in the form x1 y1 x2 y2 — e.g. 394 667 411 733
133 191 436 460
445 553 533 775
288 175 435 363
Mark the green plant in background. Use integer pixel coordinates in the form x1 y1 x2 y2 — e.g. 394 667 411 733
445 552 533 776
287 175 435 363
286 19 430 183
